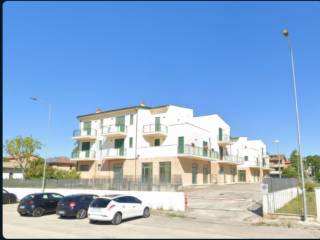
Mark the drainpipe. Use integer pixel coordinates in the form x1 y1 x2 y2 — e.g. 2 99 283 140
135 108 139 183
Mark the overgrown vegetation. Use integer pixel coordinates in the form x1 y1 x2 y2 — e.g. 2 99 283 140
276 192 316 216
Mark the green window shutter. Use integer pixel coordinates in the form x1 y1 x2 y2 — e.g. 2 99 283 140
218 128 223 141
154 139 160 146
130 114 134 125
129 137 133 148
203 141 208 156
116 116 125 131
155 117 161 131
81 142 90 151
178 136 184 153
83 122 91 135
160 162 171 184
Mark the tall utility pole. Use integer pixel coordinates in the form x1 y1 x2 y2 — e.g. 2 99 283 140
282 29 308 222
30 97 51 193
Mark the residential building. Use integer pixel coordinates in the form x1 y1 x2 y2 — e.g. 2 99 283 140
71 104 246 186
230 137 270 183
3 160 23 179
47 156 76 171
269 154 290 177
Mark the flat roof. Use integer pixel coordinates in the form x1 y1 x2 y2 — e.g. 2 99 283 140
77 105 169 119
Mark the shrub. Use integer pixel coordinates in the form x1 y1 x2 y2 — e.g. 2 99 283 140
315 171 320 183
304 181 317 192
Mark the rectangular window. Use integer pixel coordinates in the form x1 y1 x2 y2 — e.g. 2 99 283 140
81 142 90 151
159 162 171 184
244 156 249 161
129 137 133 148
99 140 103 150
130 114 134 125
178 136 184 154
154 139 160 146
218 128 223 141
79 165 89 171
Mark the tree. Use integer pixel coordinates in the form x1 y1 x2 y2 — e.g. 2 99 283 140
24 158 80 179
305 155 320 181
282 165 298 178
4 136 42 176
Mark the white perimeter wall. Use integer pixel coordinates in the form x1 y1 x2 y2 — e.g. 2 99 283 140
5 188 186 212
262 187 302 216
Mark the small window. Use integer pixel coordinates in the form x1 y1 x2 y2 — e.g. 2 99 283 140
97 164 102 171
79 165 89 171
154 139 160 146
129 137 133 148
99 140 103 150
130 114 134 125
81 142 90 151
244 156 249 161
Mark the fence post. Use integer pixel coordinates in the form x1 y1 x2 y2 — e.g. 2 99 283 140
315 188 320 223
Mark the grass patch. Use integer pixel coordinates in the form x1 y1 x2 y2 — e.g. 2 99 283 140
276 192 317 216
151 209 186 218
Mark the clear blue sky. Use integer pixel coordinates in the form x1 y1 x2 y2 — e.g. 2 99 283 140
4 2 320 158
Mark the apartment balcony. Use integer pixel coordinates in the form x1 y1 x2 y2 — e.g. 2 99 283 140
102 125 127 138
142 124 168 138
217 134 231 146
71 150 96 161
177 144 220 161
72 129 97 141
219 155 244 165
103 148 127 160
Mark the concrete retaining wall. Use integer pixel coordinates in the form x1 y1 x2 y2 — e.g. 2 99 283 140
262 187 301 216
316 188 320 222
5 188 186 212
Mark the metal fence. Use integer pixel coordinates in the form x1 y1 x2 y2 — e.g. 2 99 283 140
263 177 298 193
3 176 183 192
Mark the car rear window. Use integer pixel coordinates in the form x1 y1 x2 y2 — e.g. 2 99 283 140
90 198 110 208
22 194 35 201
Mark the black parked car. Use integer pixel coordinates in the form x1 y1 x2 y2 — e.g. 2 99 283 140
56 194 98 219
17 192 64 217
3 189 17 204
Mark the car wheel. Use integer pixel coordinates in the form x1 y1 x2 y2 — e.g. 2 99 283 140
143 207 150 218
32 207 44 217
76 209 87 219
111 212 122 225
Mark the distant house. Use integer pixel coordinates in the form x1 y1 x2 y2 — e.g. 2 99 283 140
3 155 39 179
3 160 23 179
269 154 290 177
47 156 76 171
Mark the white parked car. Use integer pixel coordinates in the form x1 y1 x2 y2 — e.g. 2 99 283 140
87 195 150 225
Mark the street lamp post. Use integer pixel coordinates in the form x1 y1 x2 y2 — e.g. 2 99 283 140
30 97 51 193
273 140 281 178
282 28 308 222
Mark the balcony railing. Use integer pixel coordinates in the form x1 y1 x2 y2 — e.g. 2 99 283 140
143 124 168 134
71 150 96 160
104 148 127 158
217 133 230 143
221 155 244 164
178 144 220 160
73 128 97 138
102 125 127 135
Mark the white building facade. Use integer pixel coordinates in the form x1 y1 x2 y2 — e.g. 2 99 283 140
71 104 269 186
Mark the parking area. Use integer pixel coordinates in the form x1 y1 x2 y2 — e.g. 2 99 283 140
184 183 264 223
3 183 320 239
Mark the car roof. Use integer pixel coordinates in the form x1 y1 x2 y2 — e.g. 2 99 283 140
98 194 124 199
63 194 97 197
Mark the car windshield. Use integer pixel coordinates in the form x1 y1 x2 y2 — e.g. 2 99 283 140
90 198 110 208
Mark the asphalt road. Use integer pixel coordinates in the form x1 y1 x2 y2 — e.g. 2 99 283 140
3 203 320 238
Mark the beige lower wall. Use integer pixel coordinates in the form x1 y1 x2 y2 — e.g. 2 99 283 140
76 158 269 186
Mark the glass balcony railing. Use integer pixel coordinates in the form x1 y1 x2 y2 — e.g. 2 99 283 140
143 124 168 134
178 144 219 160
221 155 244 164
217 133 230 143
104 148 127 158
102 125 127 135
73 128 97 138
